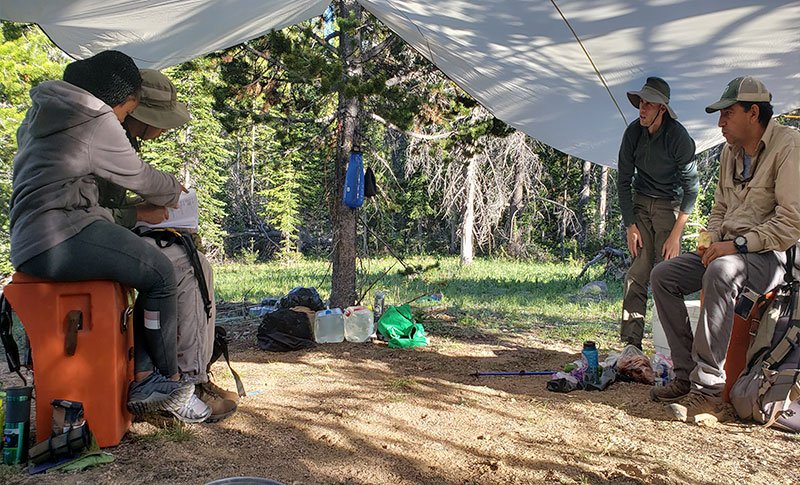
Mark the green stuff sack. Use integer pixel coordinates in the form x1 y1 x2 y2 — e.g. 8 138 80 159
377 304 428 349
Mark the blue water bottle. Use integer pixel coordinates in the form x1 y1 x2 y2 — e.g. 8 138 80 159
582 341 599 386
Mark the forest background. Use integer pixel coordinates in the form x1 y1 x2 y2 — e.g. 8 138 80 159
0 18 797 288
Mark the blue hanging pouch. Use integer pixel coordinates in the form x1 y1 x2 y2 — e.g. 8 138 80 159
343 151 365 208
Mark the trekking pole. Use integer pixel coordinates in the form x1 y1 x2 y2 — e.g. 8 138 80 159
356 261 397 305
402 292 430 306
471 371 555 377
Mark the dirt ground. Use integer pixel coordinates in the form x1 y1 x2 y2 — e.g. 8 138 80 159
5 316 800 485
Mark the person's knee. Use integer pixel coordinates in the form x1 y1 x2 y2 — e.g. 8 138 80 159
140 250 178 297
158 259 178 294
702 258 739 296
650 258 674 289
626 264 649 288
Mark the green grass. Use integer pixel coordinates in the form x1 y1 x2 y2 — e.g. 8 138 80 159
385 377 417 391
214 256 628 350
133 420 196 443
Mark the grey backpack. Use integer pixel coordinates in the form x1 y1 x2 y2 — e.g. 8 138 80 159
730 249 800 432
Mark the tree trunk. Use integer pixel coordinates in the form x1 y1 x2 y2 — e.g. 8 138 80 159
577 158 591 248
461 154 478 265
598 165 609 238
330 0 361 308
449 211 459 254
249 123 255 197
505 159 526 258
181 123 194 187
560 188 567 260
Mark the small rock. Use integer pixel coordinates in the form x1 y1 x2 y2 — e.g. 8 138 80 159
580 281 607 296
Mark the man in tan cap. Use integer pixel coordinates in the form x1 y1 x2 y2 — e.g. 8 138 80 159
650 76 800 422
617 77 699 349
99 69 239 423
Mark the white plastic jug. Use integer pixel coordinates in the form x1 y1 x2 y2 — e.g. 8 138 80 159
344 306 374 343
314 308 344 343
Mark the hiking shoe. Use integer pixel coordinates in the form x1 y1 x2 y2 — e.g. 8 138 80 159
650 379 690 403
202 380 240 403
165 393 211 423
666 391 724 423
197 385 237 423
127 372 195 416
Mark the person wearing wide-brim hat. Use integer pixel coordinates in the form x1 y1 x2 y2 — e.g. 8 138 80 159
616 76 699 350
99 69 192 227
124 69 191 147
100 69 239 423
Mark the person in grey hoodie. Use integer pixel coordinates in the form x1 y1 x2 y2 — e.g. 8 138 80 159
9 50 209 423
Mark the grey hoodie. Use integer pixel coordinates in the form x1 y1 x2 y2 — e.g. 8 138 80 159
9 80 181 267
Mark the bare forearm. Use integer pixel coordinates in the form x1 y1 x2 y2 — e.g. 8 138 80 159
670 212 690 238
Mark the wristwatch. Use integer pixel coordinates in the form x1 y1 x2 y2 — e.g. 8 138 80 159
733 235 748 254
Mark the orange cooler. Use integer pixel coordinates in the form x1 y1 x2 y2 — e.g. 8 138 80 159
3 272 134 447
723 313 750 402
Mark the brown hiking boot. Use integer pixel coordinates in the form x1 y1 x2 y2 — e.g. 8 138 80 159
666 391 724 423
650 379 690 403
196 385 237 423
202 379 240 403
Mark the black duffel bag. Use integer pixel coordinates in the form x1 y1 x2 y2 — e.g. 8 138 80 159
257 306 316 352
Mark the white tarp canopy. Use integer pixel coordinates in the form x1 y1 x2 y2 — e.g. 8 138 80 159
2 1 799 168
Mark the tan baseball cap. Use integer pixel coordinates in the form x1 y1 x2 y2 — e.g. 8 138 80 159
130 69 190 129
626 76 677 119
705 76 772 113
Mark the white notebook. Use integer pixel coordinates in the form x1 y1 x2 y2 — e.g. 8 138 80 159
135 189 199 231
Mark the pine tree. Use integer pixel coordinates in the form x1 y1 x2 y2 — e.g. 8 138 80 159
261 153 303 258
0 23 67 274
139 59 232 255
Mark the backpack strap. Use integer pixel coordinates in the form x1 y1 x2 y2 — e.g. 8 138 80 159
0 294 27 386
139 229 213 319
747 290 779 337
207 326 246 397
137 227 182 248
760 369 800 428
177 233 213 320
759 246 800 368
763 319 800 368
785 244 797 284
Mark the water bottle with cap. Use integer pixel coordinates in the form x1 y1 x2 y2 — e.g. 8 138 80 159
3 386 32 464
343 306 374 343
314 308 344 343
581 341 599 386
373 291 385 321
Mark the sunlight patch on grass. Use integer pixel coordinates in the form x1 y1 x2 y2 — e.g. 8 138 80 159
214 256 627 350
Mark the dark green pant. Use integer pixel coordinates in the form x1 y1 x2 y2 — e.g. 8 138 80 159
621 194 678 347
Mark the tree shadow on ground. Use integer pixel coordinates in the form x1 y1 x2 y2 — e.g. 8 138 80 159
207 330 738 485
4 321 789 485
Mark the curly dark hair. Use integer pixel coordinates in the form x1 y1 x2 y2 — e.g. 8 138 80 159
63 50 142 107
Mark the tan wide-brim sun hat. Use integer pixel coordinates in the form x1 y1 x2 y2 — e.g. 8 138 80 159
130 69 190 129
626 76 677 120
